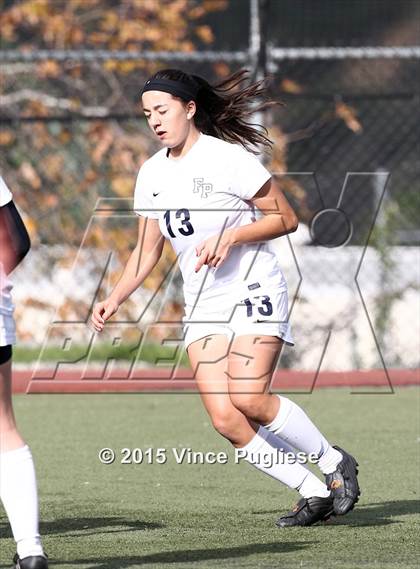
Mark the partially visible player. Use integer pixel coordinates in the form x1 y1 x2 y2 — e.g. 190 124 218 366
0 175 48 569
92 69 360 527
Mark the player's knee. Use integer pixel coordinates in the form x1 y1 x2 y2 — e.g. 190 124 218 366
229 393 265 421
211 411 241 440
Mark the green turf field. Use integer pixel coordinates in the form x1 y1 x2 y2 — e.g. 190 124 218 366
1 388 419 569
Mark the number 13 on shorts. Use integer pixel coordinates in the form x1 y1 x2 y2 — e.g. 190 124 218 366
243 294 274 319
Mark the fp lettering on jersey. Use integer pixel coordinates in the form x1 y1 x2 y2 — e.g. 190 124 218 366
193 178 213 198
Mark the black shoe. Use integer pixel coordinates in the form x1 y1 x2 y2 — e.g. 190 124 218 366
325 445 361 515
276 495 334 527
12 554 48 569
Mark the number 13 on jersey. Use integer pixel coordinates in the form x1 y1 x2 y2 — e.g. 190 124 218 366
164 208 195 237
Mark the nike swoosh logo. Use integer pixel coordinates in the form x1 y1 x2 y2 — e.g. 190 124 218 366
152 192 159 197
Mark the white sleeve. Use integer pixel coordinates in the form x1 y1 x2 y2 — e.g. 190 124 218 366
229 145 272 200
0 176 13 207
133 162 159 219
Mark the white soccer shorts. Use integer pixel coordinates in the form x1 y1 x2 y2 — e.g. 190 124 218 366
183 280 294 350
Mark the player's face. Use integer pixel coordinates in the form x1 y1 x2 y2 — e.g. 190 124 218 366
142 91 194 148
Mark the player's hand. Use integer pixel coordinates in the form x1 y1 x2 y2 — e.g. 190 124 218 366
195 230 235 272
91 298 120 332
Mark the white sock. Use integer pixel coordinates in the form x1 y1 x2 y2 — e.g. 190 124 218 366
318 446 345 475
0 445 44 559
298 472 331 499
238 426 330 498
264 429 331 498
264 395 343 475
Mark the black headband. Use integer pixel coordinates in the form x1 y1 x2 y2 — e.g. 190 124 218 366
141 77 199 101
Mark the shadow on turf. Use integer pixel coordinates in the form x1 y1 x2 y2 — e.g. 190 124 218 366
252 499 420 527
0 517 162 540
54 542 313 568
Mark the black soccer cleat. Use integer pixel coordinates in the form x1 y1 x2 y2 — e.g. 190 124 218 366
12 554 48 569
325 445 361 515
276 495 334 527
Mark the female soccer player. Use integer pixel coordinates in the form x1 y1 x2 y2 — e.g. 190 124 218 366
0 176 48 568
92 69 360 527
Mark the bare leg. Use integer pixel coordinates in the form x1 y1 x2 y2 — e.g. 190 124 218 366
187 334 257 447
227 334 336 458
186 333 329 498
226 334 360 515
227 334 283 423
0 357 25 452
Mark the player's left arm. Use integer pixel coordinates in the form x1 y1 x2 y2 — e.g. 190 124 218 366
237 177 299 241
0 201 31 274
195 178 298 271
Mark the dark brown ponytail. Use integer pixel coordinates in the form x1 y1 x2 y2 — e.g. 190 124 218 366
145 68 278 153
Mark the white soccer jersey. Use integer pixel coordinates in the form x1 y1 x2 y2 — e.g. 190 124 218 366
134 133 287 309
0 175 12 207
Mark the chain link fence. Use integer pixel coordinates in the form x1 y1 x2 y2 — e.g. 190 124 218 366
0 7 419 372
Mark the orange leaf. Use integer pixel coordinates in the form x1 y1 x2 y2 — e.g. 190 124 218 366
335 102 362 133
37 60 60 78
20 162 41 190
195 25 214 44
0 130 15 146
280 79 303 94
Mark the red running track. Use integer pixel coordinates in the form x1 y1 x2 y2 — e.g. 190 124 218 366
12 368 420 394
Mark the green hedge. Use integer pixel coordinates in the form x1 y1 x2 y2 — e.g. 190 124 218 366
13 342 190 367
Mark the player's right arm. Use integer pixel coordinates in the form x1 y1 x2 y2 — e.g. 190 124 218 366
0 201 31 275
91 216 164 332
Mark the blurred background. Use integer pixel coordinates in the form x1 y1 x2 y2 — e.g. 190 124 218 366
0 0 419 374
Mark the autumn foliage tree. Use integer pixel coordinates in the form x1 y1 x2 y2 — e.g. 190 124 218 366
0 0 228 343
0 0 227 240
